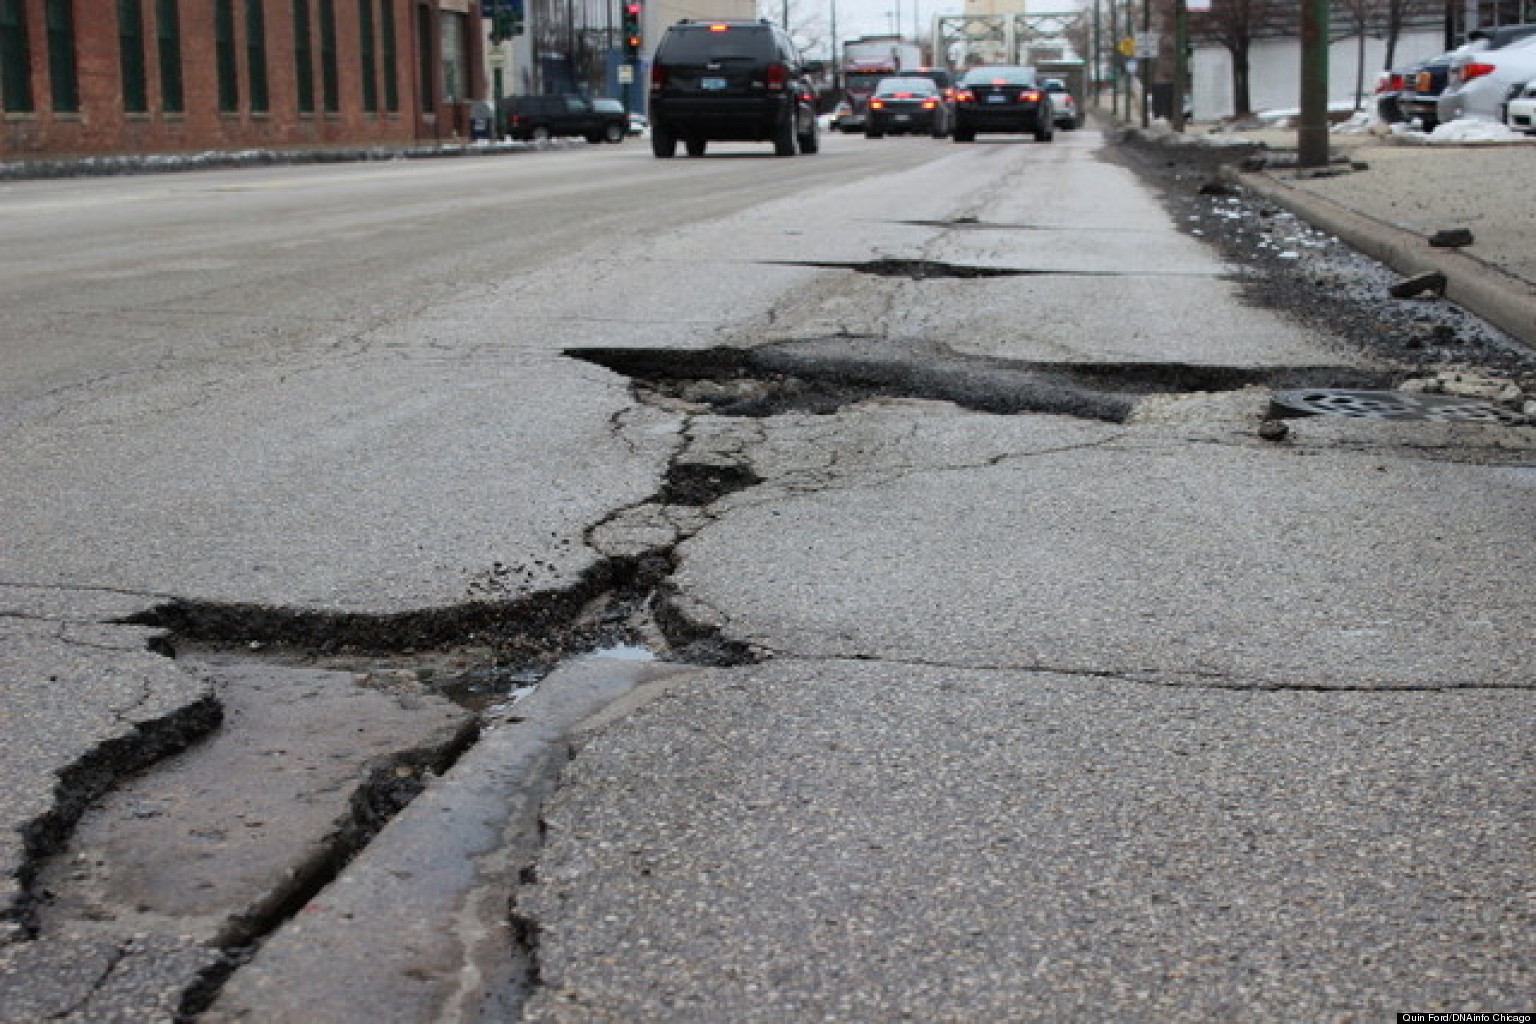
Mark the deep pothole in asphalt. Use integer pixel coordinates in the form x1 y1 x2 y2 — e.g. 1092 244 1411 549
567 340 1400 423
19 448 768 1016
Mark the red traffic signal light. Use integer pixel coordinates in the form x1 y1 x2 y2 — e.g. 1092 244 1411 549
622 2 642 58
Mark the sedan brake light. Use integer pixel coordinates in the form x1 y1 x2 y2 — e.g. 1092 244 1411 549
1459 61 1496 83
921 99 936 109
954 88 973 102
1021 90 1041 102
869 99 885 110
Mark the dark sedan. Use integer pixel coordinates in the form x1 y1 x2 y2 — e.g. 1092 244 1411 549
865 77 951 138
952 66 1054 143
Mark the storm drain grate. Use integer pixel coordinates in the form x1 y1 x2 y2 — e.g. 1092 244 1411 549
1270 389 1526 424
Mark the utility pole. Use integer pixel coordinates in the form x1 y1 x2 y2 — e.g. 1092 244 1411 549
1172 0 1187 131
1299 0 1330 167
1141 0 1151 127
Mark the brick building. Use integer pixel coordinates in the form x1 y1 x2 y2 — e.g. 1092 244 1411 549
0 0 487 161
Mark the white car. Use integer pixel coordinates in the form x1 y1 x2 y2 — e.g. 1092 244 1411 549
1506 79 1536 132
1438 31 1536 123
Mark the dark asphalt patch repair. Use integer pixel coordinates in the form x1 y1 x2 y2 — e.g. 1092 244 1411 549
567 342 1399 423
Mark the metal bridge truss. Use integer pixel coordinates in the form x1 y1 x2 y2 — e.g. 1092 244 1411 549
933 11 1085 69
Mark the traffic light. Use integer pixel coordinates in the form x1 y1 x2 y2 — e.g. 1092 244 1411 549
622 1 642 59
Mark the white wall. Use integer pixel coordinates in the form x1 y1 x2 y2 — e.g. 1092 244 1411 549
1192 27 1444 119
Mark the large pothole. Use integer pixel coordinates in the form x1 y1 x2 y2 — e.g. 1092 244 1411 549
568 341 1400 423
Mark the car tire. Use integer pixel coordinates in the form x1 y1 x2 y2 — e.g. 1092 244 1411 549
798 121 819 154
953 126 975 142
865 127 883 139
685 137 707 157
774 112 797 156
604 123 625 143
532 126 551 143
651 124 677 158
1035 123 1054 143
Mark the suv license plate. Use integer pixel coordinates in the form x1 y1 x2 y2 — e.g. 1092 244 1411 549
701 77 727 91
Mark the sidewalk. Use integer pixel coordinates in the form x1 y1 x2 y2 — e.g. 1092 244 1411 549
1209 124 1536 348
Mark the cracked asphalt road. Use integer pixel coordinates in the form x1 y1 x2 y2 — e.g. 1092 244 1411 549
3 125 1533 1021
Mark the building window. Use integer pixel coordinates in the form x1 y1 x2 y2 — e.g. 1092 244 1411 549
319 0 337 112
380 0 397 111
215 0 237 112
156 0 182 113
44 0 78 112
416 3 430 113
293 0 312 112
439 11 463 103
118 0 148 113
358 0 376 112
0 0 31 113
247 0 268 112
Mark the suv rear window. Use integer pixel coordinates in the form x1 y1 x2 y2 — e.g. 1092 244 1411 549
656 25 779 63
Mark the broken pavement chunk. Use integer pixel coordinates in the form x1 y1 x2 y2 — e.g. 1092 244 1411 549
1428 228 1474 248
1389 271 1448 299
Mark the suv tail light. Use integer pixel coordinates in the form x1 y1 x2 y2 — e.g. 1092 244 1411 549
765 62 787 91
650 64 667 89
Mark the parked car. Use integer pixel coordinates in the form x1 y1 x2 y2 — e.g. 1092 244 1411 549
1395 24 1536 130
647 18 820 158
1397 51 1459 131
1374 67 1410 124
1042 77 1080 129
1439 31 1536 124
864 77 951 137
1506 78 1536 132
497 95 629 143
951 65 1054 143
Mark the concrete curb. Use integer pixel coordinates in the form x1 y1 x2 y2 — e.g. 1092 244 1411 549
1227 165 1536 350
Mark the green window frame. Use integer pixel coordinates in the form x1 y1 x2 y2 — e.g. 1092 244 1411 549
156 0 182 112
246 0 267 112
358 0 375 112
215 0 237 112
293 0 312 112
118 0 147 113
45 0 78 112
379 0 396 111
319 0 337 113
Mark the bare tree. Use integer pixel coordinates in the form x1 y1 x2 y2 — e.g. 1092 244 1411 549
1190 0 1291 116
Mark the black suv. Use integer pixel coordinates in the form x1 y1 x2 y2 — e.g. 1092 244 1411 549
648 19 819 158
497 95 629 144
